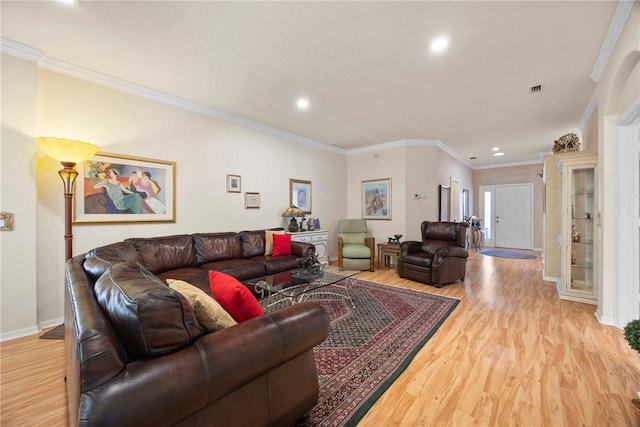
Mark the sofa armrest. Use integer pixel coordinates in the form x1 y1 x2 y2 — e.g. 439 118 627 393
199 301 329 402
291 241 315 258
77 302 330 427
422 240 469 259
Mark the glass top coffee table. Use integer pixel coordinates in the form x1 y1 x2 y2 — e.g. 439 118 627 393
244 269 359 308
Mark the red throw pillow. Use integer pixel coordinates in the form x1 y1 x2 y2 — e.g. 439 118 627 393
208 271 263 322
272 233 292 256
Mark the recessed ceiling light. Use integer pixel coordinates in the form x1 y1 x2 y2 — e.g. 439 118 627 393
296 98 309 110
57 0 77 4
493 152 505 157
430 36 449 53
492 147 500 151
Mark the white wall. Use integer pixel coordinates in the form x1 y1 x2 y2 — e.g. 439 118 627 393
347 140 472 247
596 1 639 326
405 144 438 241
1 54 39 339
347 144 407 246
1 67 348 338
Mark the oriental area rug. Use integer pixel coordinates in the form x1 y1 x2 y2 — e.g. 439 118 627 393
261 278 459 427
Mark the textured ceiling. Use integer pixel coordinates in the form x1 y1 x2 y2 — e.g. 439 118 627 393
1 1 617 167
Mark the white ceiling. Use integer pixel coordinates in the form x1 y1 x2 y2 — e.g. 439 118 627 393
1 1 618 167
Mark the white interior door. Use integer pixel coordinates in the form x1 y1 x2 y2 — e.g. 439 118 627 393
495 184 533 249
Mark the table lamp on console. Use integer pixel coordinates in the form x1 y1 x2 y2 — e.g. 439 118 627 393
282 205 304 232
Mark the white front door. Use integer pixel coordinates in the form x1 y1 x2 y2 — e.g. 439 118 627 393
495 184 533 249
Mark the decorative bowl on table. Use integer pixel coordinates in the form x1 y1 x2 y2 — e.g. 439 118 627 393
393 234 403 244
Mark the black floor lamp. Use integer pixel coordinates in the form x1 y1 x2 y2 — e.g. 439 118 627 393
35 137 98 338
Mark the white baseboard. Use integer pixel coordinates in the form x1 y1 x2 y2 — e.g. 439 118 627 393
0 325 40 342
0 316 64 342
39 317 64 330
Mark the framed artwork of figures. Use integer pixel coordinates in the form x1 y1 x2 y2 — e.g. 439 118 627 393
75 152 176 223
362 178 391 220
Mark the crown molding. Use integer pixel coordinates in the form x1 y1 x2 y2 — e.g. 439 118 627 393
347 138 474 168
0 37 347 156
579 88 599 131
0 37 45 63
589 0 635 83
473 159 543 170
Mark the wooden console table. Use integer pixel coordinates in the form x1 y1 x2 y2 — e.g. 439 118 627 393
377 243 401 270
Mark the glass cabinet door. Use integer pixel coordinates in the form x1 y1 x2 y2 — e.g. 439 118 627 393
569 167 594 293
557 153 597 304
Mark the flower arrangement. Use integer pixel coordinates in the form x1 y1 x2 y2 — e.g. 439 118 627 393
465 215 482 229
553 133 581 154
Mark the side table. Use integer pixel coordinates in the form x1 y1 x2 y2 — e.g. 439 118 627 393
377 243 401 270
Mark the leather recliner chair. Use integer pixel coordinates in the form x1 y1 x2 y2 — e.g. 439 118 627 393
398 221 469 287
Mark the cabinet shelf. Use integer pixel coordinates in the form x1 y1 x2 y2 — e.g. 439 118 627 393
571 262 593 270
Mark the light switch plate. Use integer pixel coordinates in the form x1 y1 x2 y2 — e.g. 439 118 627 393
0 212 14 231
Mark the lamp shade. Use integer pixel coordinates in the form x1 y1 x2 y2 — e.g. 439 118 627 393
283 206 304 217
35 137 99 164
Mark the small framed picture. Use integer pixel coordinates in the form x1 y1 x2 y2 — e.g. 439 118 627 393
245 192 260 209
226 174 241 193
290 179 312 214
313 218 320 230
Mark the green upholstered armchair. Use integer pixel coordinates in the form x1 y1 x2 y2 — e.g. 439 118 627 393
337 219 375 272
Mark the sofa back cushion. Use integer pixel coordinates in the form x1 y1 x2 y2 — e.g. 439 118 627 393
94 262 203 360
83 241 140 280
193 232 242 264
127 234 197 274
421 221 467 247
239 230 265 258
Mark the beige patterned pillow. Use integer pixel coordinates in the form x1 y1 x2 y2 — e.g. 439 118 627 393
167 279 237 331
265 230 285 256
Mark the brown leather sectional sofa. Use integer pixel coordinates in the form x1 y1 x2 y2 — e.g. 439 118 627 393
65 229 330 426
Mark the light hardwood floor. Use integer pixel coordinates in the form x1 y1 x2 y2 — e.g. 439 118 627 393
2 251 640 426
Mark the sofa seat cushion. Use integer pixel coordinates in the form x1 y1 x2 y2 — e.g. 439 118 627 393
94 262 203 360
208 271 264 322
402 252 434 268
127 234 197 274
156 267 210 293
200 259 266 281
342 243 372 259
167 279 237 331
251 255 299 275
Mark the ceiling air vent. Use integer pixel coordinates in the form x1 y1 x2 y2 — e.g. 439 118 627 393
531 85 542 93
